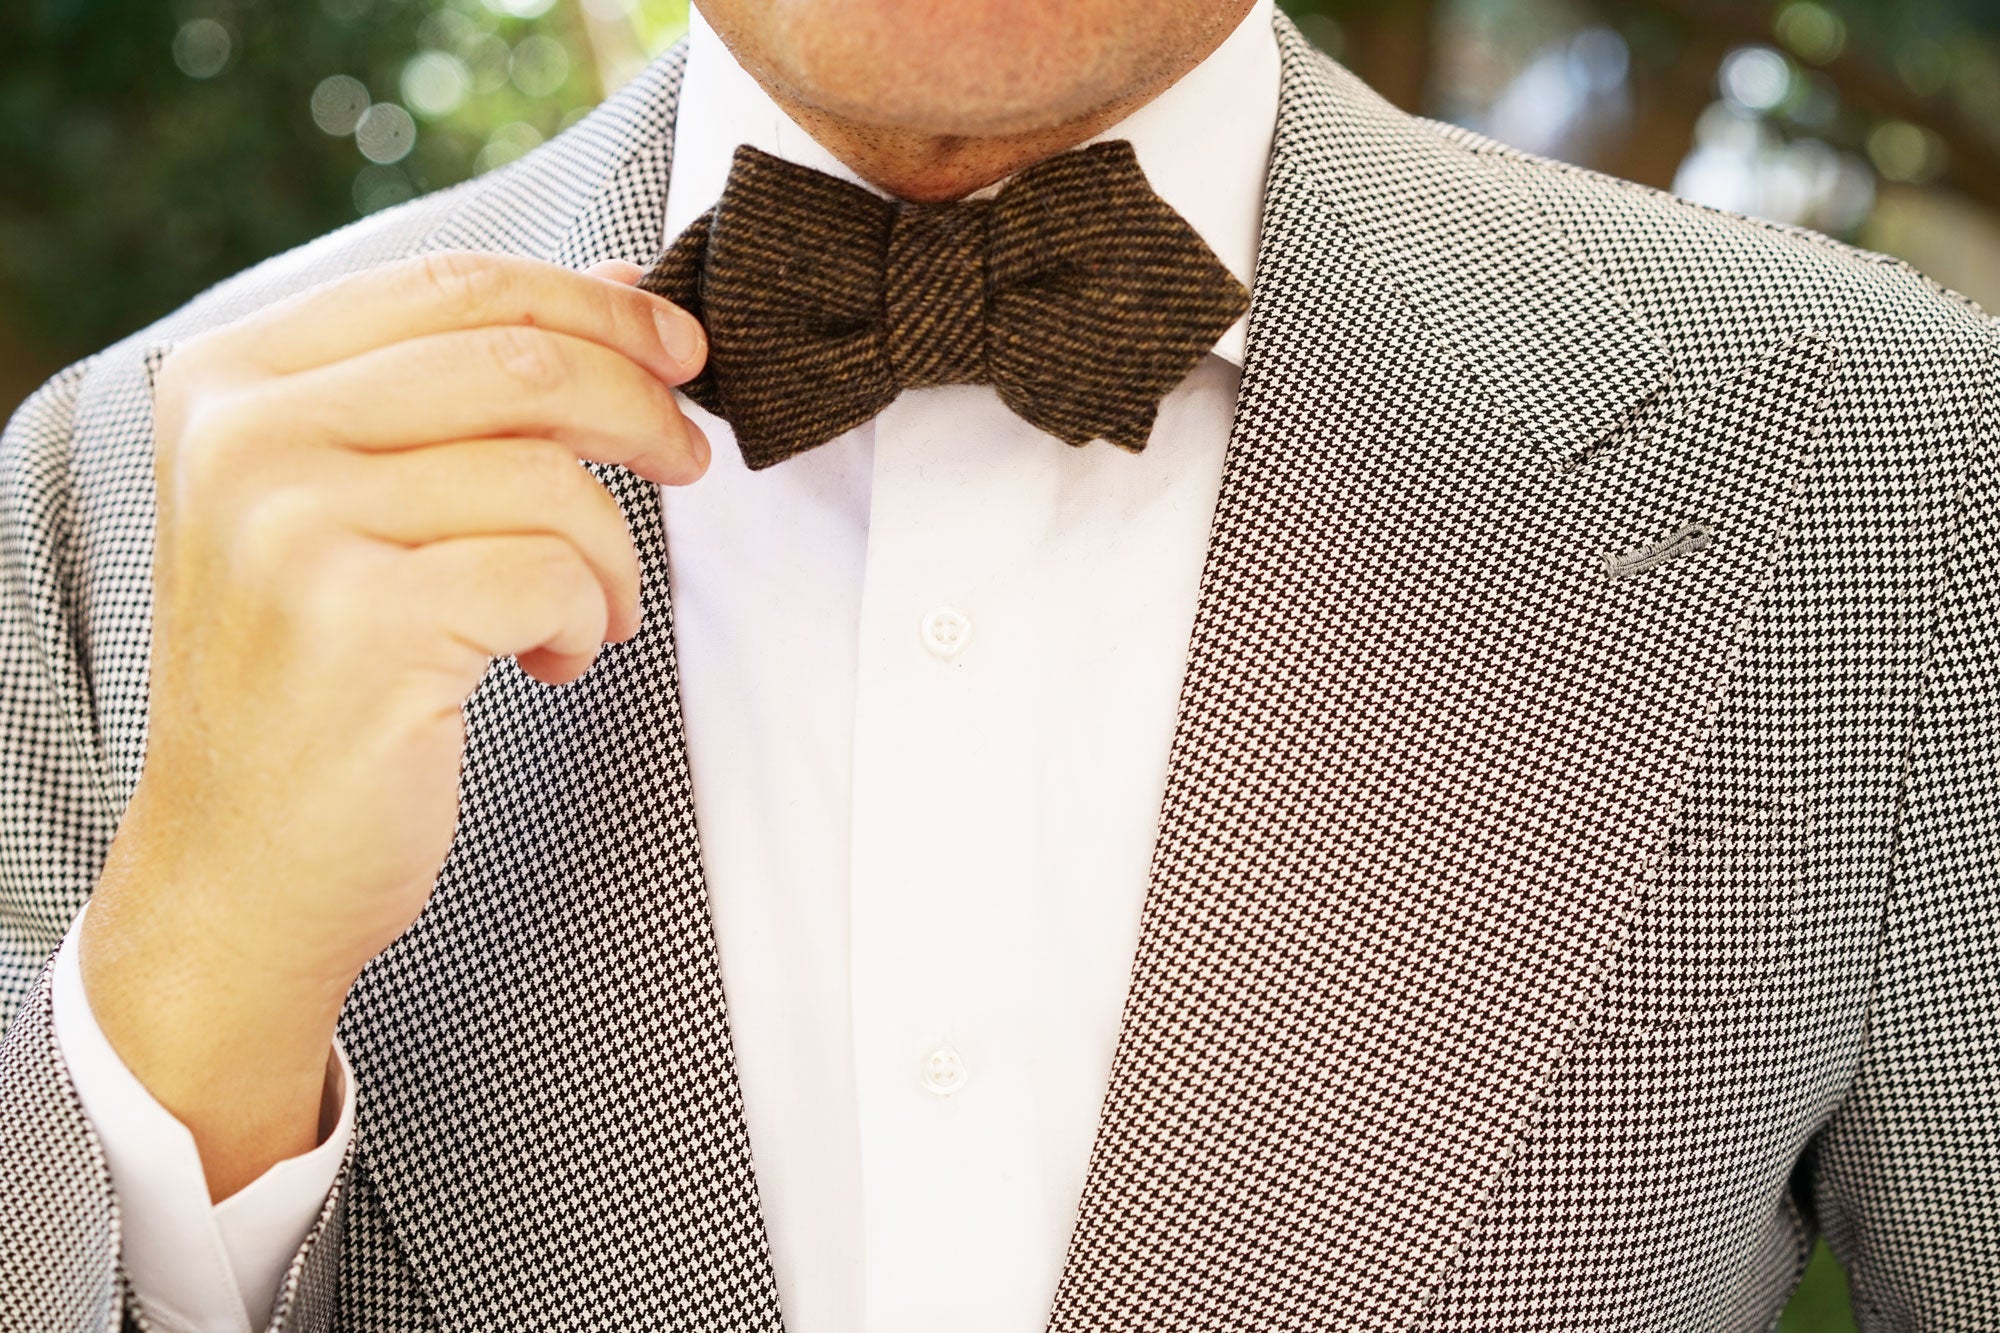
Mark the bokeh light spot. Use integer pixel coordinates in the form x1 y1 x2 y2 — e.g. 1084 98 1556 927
1775 3 1847 66
1867 121 1946 184
401 51 472 119
1895 42 1950 98
1567 28 1629 95
354 164 417 215
172 19 233 79
311 74 371 135
355 102 418 164
417 10 482 54
1720 46 1794 114
510 36 571 98
463 33 513 93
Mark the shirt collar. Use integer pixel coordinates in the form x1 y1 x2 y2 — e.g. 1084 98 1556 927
663 0 1278 368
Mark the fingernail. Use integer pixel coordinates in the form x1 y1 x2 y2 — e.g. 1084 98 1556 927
654 307 705 370
686 417 712 470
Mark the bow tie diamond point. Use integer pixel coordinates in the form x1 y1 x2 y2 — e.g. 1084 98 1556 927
641 139 1248 471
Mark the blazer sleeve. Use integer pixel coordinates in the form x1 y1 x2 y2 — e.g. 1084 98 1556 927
1805 334 2000 1326
0 359 352 1332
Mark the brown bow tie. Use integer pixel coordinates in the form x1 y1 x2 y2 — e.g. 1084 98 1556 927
639 139 1249 472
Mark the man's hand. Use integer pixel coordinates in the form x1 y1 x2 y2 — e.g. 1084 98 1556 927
77 252 709 1200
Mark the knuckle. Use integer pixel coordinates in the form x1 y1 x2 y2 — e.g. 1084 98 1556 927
151 340 199 405
656 426 708 487
502 548 569 629
417 250 507 320
298 548 379 637
500 438 584 501
484 324 568 395
235 486 326 566
175 393 265 496
526 544 598 624
150 336 225 453
529 539 590 599
159 326 234 382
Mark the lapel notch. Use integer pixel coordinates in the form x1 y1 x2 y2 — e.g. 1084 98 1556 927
1264 27 1670 474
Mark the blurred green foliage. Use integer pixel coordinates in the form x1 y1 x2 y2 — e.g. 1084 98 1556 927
1293 0 2000 237
0 0 682 368
1782 1243 1858 1332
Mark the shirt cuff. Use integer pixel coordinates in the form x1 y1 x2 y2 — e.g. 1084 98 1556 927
50 901 356 1333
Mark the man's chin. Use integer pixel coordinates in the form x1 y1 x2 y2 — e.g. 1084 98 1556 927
694 0 1234 142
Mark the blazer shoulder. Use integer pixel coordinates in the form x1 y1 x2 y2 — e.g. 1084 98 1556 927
1417 115 1994 364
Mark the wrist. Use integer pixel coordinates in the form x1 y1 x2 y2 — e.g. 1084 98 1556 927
81 835 352 1200
81 898 344 1078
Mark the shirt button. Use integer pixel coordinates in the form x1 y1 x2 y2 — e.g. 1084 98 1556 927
919 606 973 659
921 1044 968 1096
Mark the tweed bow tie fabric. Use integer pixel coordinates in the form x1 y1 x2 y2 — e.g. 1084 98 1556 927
638 139 1250 471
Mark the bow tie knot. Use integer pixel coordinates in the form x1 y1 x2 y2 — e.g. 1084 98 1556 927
885 204 988 388
642 140 1248 471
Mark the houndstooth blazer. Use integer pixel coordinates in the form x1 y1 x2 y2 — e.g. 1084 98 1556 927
3 13 1998 1331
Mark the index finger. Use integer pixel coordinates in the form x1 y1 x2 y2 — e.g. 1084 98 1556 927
199 250 707 387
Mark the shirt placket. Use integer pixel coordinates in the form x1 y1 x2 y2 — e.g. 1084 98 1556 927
848 384 1052 1333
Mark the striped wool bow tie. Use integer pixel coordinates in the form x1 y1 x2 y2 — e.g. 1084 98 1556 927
639 139 1250 472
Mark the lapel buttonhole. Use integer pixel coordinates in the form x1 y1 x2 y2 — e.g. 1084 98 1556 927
1604 519 1716 579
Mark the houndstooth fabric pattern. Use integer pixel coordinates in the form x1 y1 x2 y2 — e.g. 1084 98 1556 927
1 12 1996 1331
0 955 118 1330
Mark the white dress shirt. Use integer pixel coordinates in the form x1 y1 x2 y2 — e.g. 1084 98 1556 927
50 3 1279 1328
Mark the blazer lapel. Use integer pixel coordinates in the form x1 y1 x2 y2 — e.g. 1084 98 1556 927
338 44 785 1330
1046 17 1835 1331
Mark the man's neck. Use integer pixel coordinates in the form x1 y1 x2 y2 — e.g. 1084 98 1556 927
747 16 1253 204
